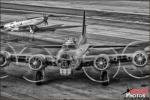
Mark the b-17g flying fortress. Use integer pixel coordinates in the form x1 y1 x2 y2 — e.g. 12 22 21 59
0 0 150 100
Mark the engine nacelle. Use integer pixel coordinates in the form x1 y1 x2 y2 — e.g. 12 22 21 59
0 51 11 68
132 50 148 67
28 54 46 71
94 54 110 71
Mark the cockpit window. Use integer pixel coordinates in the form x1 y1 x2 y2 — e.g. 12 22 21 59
62 37 77 50
68 45 76 49
62 45 68 49
62 44 76 49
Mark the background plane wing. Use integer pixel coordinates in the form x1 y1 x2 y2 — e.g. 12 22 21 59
26 14 67 19
49 25 81 29
47 24 64 28
1 31 64 45
38 24 81 31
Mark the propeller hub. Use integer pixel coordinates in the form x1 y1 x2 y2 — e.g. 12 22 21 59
132 50 148 67
29 54 46 71
94 54 110 71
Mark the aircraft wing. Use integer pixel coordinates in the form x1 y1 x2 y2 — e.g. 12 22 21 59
82 49 150 70
28 44 62 48
89 44 133 48
0 50 58 83
1 53 56 65
81 41 150 74
89 41 149 49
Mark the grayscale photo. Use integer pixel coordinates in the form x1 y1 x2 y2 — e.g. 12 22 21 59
0 0 150 100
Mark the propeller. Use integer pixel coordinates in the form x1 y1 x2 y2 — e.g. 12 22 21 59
43 14 48 25
23 70 45 85
20 46 53 85
122 41 150 79
42 13 67 25
0 42 17 79
94 54 110 71
82 48 119 85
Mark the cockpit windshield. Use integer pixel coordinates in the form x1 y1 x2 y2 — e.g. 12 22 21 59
62 38 77 49
68 45 76 49
62 44 76 49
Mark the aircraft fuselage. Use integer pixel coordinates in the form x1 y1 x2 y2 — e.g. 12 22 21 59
55 43 90 71
4 17 44 30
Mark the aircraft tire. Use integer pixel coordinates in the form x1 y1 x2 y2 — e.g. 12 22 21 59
101 71 109 86
35 71 43 85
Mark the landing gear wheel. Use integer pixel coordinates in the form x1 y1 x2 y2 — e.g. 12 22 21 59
101 71 109 86
23 70 45 84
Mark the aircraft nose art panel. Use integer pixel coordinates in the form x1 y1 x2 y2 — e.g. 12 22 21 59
57 53 73 76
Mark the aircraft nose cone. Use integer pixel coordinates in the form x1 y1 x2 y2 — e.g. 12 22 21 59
99 61 103 65
33 61 38 65
137 57 143 61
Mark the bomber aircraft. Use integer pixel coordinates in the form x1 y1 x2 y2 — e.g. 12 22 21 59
0 11 149 86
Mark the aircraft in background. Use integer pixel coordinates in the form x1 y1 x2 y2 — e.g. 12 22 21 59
0 11 149 86
0 14 80 34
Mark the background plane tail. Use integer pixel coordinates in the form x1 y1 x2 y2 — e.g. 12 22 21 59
78 10 87 45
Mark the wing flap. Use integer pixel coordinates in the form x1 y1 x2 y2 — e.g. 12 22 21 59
7 54 56 66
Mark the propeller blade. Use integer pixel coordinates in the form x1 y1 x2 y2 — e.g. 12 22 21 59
0 70 9 79
43 14 49 25
21 47 52 85
0 42 17 79
23 70 45 85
